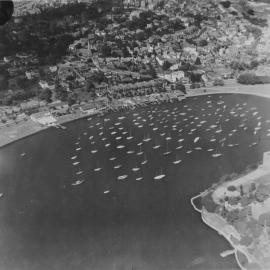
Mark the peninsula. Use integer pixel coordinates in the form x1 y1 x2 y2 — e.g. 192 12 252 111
191 151 270 270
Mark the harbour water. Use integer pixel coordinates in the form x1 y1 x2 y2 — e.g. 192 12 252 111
0 94 270 270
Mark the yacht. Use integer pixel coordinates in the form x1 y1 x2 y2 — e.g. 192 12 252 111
94 166 102 172
141 154 148 165
71 179 85 186
73 162 80 166
117 175 128 180
116 145 125 149
154 168 166 180
173 154 182 165
163 142 172 156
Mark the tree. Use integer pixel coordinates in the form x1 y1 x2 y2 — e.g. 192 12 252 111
39 88 52 103
162 61 172 71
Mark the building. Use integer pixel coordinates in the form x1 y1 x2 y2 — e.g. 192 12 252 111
30 111 57 126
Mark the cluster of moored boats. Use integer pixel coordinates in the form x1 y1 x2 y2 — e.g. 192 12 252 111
67 95 270 192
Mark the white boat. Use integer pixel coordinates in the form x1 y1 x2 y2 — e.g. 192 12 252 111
71 155 77 160
143 134 152 142
76 171 83 175
176 145 183 150
94 167 102 172
195 147 202 150
117 175 128 180
135 177 143 181
91 150 98 154
173 154 182 165
178 138 184 142
153 127 158 131
104 190 110 194
137 145 143 156
116 136 122 140
116 145 125 149
20 152 26 157
127 150 135 154
153 145 161 149
194 137 200 143
71 179 85 186
186 150 192 154
163 142 171 156
76 147 82 151
114 165 122 169
0 193 3 198
73 162 80 166
207 148 214 152
109 157 116 161
141 154 148 165
105 143 111 148
212 153 222 158
132 167 140 172
154 168 166 180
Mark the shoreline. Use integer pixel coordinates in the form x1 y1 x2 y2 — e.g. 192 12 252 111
0 81 270 149
190 153 270 270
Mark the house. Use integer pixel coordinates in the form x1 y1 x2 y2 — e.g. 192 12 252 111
161 71 185 82
30 111 57 126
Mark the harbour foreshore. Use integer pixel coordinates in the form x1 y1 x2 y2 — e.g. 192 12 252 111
0 81 269 149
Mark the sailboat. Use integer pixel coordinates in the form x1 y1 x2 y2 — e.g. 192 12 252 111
137 145 144 156
163 141 172 156
143 133 151 142
212 147 222 158
71 179 85 186
117 175 128 180
73 162 80 166
173 154 182 165
116 145 125 149
94 160 102 172
154 168 166 180
176 144 183 150
141 154 148 165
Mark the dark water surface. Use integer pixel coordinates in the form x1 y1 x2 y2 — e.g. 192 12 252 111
0 94 270 270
